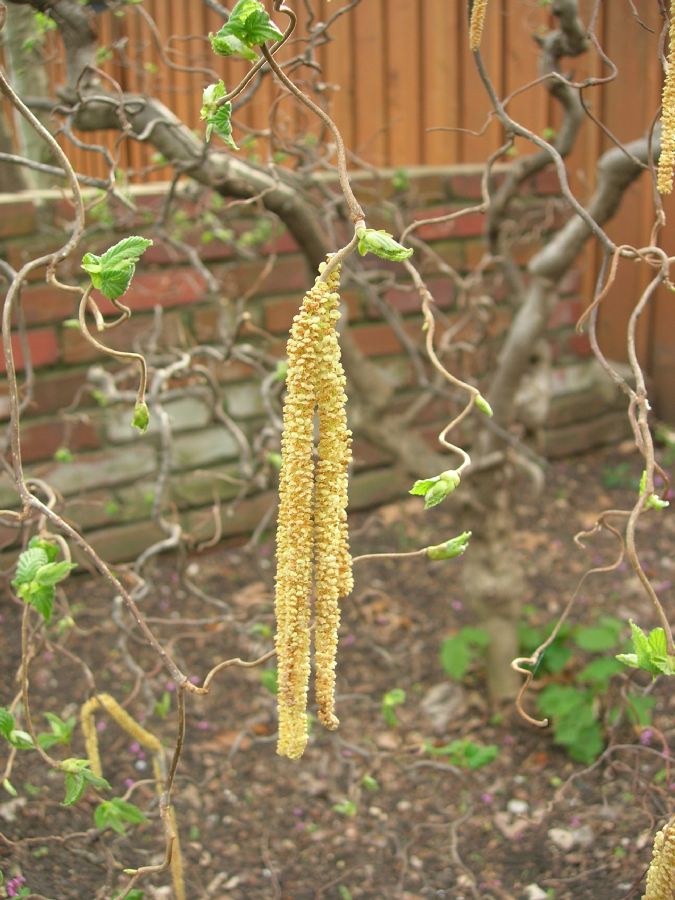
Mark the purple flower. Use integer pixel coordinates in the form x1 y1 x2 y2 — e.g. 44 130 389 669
451 600 463 611
639 728 654 746
7 875 27 897
480 792 494 805
124 778 135 789
129 741 141 754
96 720 107 732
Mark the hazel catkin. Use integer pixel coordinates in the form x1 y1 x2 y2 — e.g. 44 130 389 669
658 7 675 194
643 815 675 900
274 260 352 758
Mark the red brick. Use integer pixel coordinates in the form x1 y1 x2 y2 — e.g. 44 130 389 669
221 253 310 297
61 311 185 365
0 199 36 239
534 168 560 195
29 369 91 417
17 417 100 464
378 278 455 317
17 284 77 326
547 298 583 331
95 269 207 316
413 207 485 242
0 327 59 374
350 323 404 357
449 173 483 200
566 331 592 358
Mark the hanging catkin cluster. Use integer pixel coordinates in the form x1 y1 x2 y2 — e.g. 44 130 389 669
658 4 675 194
274 260 352 759
469 0 488 52
643 816 675 900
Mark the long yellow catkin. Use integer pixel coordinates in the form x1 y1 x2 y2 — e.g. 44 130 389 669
643 815 675 900
469 0 488 52
275 260 352 758
658 6 675 194
314 281 352 731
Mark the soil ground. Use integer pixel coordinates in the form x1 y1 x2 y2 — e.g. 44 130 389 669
0 445 673 900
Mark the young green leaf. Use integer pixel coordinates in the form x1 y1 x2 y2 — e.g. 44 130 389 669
615 621 675 678
0 708 14 741
62 772 86 807
37 713 76 750
356 228 413 262
426 530 472 561
81 237 152 301
34 560 77 587
13 547 50 587
17 582 55 623
95 798 147 835
27 537 59 562
209 29 257 60
409 470 461 509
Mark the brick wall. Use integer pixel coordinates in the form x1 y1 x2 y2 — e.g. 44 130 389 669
0 167 630 562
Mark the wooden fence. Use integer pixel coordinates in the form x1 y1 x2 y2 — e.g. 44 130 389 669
3 0 675 419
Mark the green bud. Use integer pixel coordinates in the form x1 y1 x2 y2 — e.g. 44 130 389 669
474 394 493 417
426 531 472 561
131 401 150 434
645 493 669 511
410 469 461 509
356 228 413 262
200 80 227 121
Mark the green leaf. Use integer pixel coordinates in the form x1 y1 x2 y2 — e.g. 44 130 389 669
27 537 59 562
425 739 498 769
459 626 490 648
9 729 35 750
19 583 55 622
409 476 441 496
361 774 379 792
381 688 406 727
333 799 357 817
226 0 284 44
209 29 258 60
34 561 77 587
81 237 152 300
356 228 413 262
409 470 461 508
440 634 472 680
61 759 111 806
209 104 238 150
62 772 86 806
95 798 147 835
132 401 150 433
616 621 674 678
574 624 619 652
0 707 14 740
2 778 17 797
578 657 623 687
13 547 49 587
154 691 171 719
200 79 227 119
37 713 75 749
427 531 472 561
100 236 153 268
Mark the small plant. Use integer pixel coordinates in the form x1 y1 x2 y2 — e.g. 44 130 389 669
423 738 499 770
381 688 406 726
439 626 490 680
12 538 77 623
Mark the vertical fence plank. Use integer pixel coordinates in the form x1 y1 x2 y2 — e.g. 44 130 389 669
386 0 423 166
421 0 461 164
353 0 387 165
457 0 503 163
